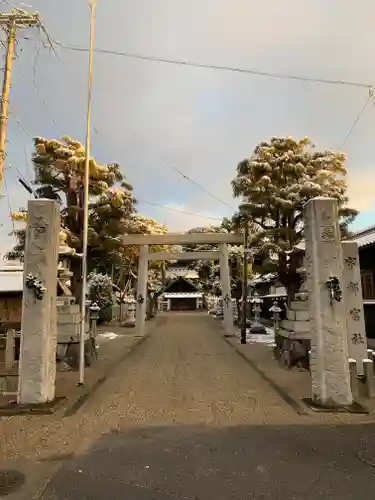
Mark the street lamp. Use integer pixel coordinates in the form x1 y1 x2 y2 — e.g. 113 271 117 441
78 0 97 386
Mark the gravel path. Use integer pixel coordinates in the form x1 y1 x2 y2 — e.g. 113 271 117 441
36 313 375 500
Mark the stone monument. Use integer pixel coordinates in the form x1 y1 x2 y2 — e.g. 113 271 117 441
18 199 60 405
304 197 352 407
342 241 368 375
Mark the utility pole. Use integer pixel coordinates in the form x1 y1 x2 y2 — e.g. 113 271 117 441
0 9 40 192
79 0 97 386
241 221 249 344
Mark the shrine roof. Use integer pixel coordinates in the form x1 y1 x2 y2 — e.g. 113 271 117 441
350 225 375 249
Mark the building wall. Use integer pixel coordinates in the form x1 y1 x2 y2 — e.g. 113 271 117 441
358 246 375 339
0 294 22 326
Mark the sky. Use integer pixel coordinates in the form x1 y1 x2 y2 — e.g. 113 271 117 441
1 0 375 253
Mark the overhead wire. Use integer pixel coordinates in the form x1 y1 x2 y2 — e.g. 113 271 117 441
53 40 372 90
14 34 234 219
338 86 374 149
12 112 228 222
137 198 223 221
170 166 234 211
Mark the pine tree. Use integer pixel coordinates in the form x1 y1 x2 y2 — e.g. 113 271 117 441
232 136 358 302
7 136 137 299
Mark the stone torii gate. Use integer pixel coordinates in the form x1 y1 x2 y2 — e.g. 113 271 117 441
122 232 244 335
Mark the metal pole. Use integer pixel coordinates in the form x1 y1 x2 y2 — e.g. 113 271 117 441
0 18 15 191
78 0 96 386
241 221 249 344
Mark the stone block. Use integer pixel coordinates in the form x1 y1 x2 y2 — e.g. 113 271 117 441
57 331 90 343
295 310 310 321
278 328 311 340
287 309 296 321
281 319 310 333
290 301 309 311
57 322 89 337
57 303 80 314
57 313 81 325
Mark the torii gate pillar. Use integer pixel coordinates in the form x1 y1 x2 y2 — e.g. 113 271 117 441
219 243 234 335
135 244 148 335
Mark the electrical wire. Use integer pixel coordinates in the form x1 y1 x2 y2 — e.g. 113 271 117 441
54 40 372 90
339 86 374 148
137 198 223 221
170 166 234 210
12 109 230 222
16 35 234 215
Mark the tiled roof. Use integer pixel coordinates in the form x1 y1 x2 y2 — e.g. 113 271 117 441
350 225 375 248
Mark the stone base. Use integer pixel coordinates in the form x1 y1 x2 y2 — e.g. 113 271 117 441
249 324 267 334
63 339 97 370
0 397 66 416
274 333 310 370
281 319 310 333
122 321 135 328
302 397 368 414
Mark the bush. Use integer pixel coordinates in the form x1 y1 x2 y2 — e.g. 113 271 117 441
88 272 113 323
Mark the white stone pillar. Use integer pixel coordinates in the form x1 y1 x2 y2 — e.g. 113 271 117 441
135 245 148 335
18 199 60 405
167 299 171 311
219 243 234 334
342 241 367 375
304 197 352 407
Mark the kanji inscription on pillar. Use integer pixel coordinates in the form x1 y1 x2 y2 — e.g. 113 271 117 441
303 197 352 407
342 241 367 375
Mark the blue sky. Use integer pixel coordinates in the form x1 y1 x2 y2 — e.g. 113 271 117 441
1 0 375 253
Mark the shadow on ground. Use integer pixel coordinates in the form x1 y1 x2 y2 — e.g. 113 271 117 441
40 423 375 499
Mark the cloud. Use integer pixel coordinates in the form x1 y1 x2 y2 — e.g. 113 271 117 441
347 170 375 212
0 0 374 253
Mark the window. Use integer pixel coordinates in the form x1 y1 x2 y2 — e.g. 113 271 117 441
361 271 375 300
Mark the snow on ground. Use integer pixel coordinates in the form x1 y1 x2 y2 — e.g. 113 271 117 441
98 332 119 341
244 326 276 347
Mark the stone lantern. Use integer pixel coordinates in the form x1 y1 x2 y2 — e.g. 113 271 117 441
249 292 267 334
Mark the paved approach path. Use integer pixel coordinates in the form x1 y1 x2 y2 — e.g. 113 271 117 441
40 313 375 499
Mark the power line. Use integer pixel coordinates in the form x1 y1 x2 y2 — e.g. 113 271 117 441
54 40 372 90
123 131 235 211
339 86 374 148
138 198 223 221
12 108 230 221
11 37 235 217
170 166 234 210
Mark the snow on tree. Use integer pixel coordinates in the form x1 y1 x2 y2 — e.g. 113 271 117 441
7 136 134 299
231 136 358 301
88 272 114 322
179 223 246 293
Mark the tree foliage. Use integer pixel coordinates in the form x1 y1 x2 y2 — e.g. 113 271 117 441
232 136 358 299
88 272 113 322
181 222 245 293
7 136 167 299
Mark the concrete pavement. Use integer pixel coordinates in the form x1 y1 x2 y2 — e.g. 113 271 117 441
32 312 375 500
